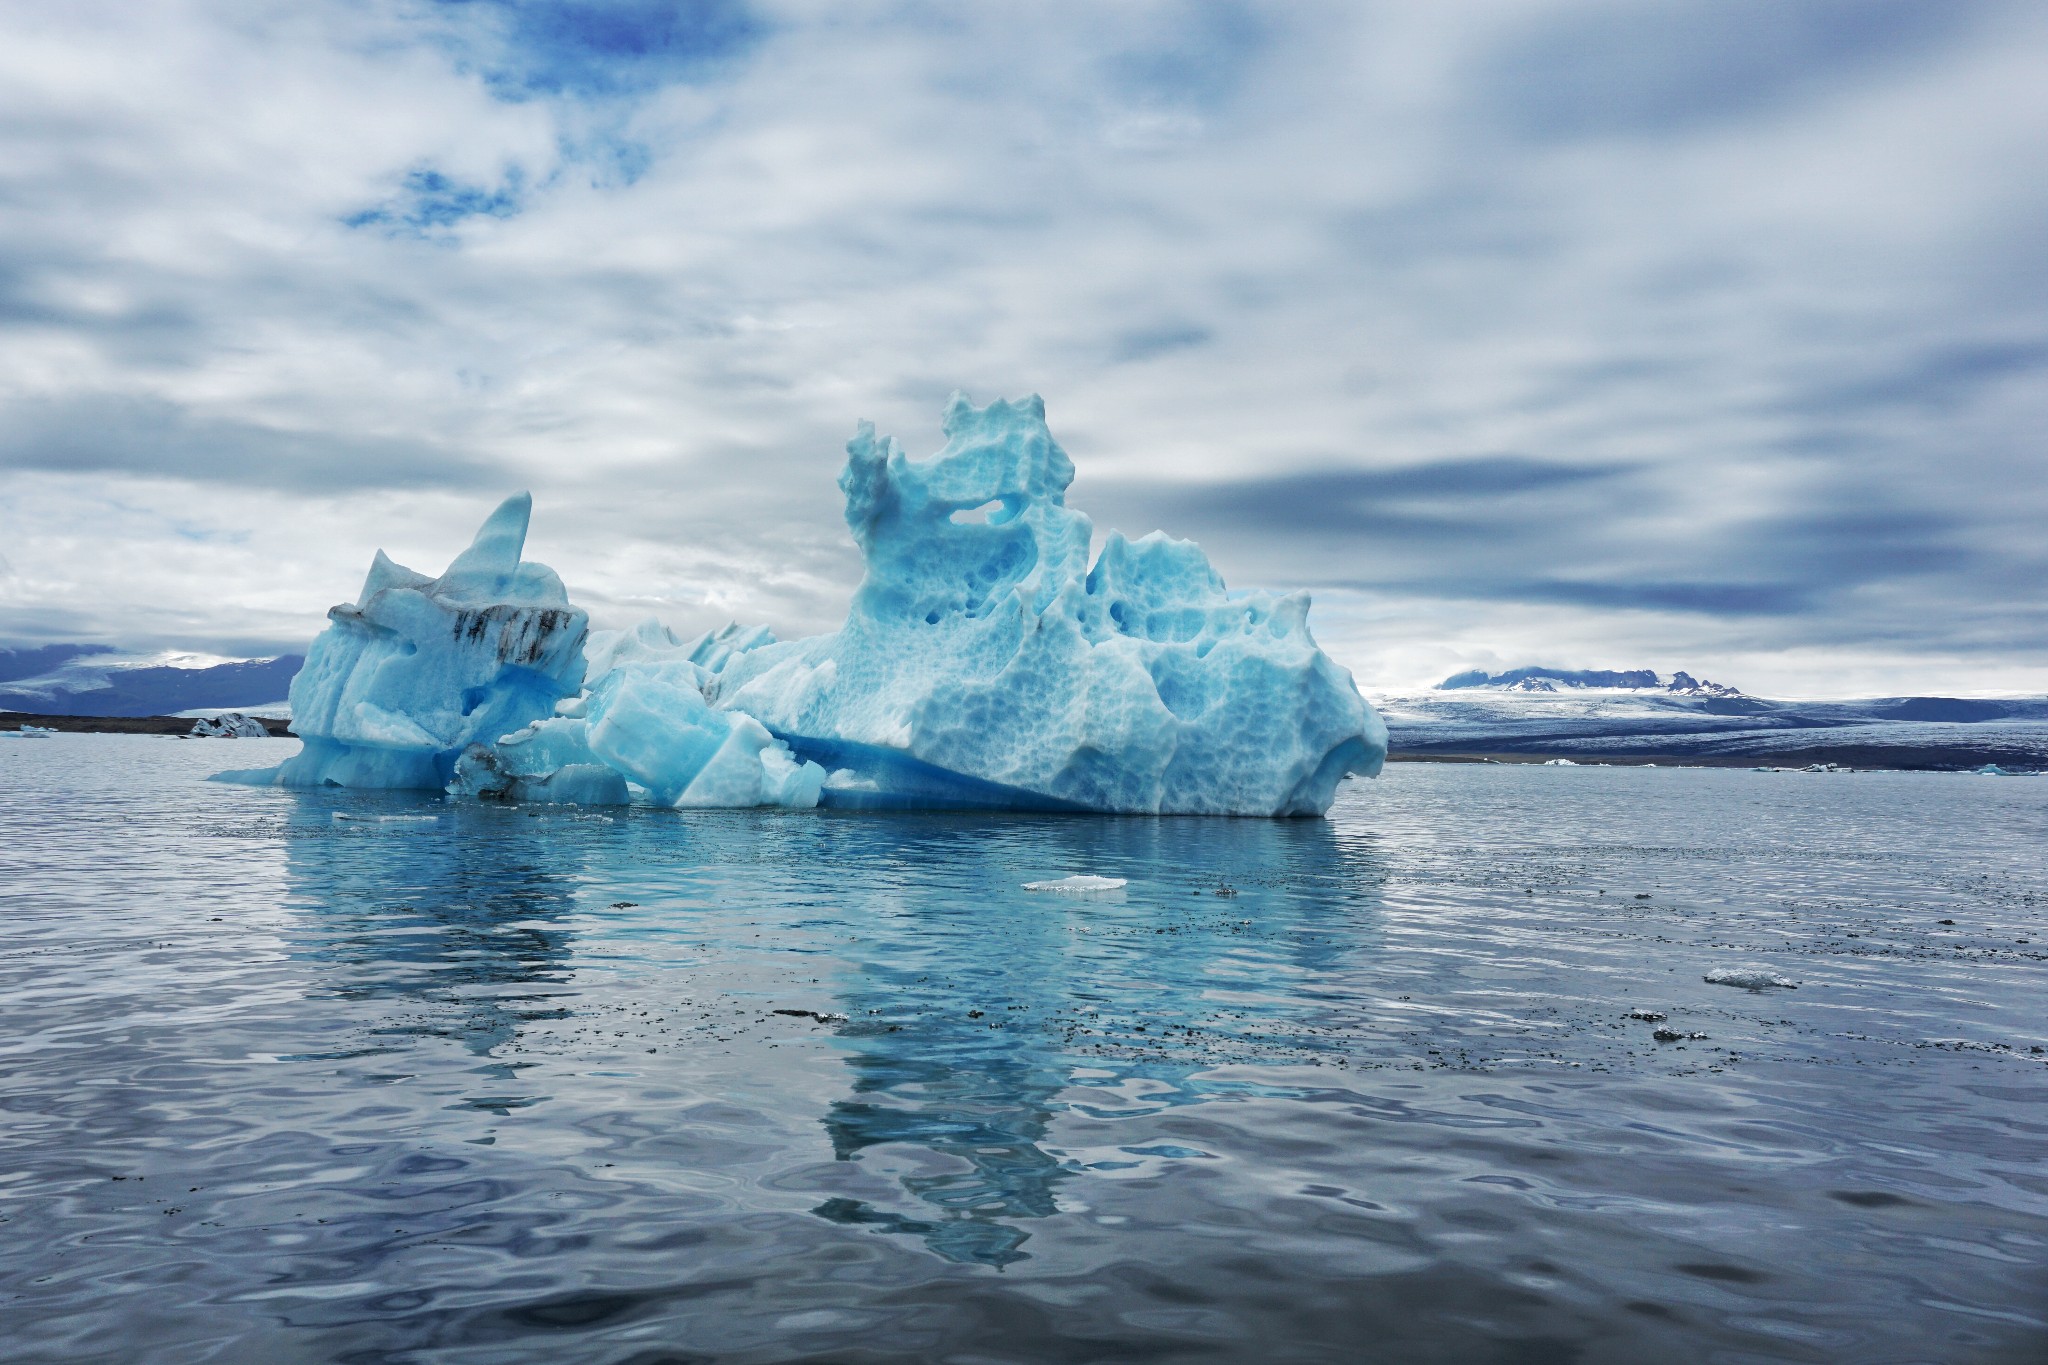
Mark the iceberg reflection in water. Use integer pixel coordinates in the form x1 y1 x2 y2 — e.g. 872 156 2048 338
282 803 586 1064
800 815 1376 1268
4 737 2047 1363
280 791 1377 1268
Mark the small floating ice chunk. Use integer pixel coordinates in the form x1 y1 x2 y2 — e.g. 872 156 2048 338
1977 763 2010 776
333 811 438 823
1704 967 1798 990
1023 875 1128 894
1541 758 1578 766
190 713 269 738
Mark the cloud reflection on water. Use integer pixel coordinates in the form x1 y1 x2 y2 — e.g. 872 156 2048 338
282 798 582 1071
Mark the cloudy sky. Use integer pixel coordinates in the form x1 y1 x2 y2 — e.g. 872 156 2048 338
1 0 2043 697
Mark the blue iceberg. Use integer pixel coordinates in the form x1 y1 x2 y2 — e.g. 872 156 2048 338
576 623 825 809
442 615 827 811
226 395 1386 816
448 717 629 806
710 394 1384 814
217 493 588 790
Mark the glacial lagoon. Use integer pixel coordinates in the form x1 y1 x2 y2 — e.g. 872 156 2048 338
3 737 2045 1363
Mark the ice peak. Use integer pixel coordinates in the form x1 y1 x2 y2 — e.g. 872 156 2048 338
842 393 1092 625
357 550 432 607
217 490 588 791
438 492 533 599
930 391 1073 504
941 388 1048 441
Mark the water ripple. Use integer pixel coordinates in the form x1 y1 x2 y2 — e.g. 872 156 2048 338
1 737 2044 1361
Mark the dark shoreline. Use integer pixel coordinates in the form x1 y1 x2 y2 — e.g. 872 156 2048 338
1388 746 2027 771
1 710 293 738
5 711 2030 772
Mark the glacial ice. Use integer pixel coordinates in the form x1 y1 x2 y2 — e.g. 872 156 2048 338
581 655 823 809
1022 875 1129 893
446 617 826 809
223 394 1387 817
190 713 268 738
1703 967 1799 990
215 493 589 790
705 394 1385 814
448 717 631 806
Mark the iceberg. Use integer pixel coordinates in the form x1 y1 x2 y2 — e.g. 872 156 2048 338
583 663 823 809
223 394 1386 817
190 712 269 738
1703 967 1799 990
448 618 826 809
705 395 1385 815
1022 875 1129 894
216 493 588 789
448 717 631 806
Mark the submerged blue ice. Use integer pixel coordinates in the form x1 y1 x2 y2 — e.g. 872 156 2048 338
224 395 1386 815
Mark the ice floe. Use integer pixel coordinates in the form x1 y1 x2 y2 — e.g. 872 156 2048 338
1022 875 1129 893
1704 967 1799 990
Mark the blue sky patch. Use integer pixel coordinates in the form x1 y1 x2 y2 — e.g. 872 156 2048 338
344 167 525 235
434 0 766 101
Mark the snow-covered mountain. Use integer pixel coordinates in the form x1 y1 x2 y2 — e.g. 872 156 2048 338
1375 676 2048 768
0 644 303 717
1440 666 1743 698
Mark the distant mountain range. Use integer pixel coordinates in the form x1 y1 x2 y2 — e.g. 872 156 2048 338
1439 666 1742 697
1379 671 2048 769
0 644 304 718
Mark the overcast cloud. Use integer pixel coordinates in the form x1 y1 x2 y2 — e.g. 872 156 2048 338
0 0 2043 695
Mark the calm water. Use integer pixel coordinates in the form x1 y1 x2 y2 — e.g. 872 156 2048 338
2 737 2045 1364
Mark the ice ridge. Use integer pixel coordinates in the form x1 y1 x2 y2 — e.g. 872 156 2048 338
1440 666 1742 697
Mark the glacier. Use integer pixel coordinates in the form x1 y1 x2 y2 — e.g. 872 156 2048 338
221 394 1387 816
